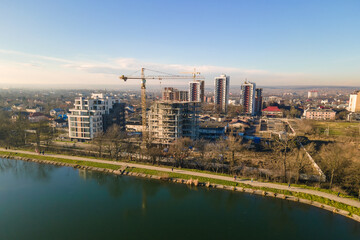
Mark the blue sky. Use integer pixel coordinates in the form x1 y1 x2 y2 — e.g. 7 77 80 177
1 0 360 88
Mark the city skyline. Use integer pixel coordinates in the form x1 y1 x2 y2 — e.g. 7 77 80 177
1 0 360 87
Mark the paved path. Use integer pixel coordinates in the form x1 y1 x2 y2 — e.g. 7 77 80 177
1 148 359 208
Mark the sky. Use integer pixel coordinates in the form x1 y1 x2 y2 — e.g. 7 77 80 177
0 0 360 89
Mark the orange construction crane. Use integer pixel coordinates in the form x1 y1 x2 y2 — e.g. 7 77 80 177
119 68 204 145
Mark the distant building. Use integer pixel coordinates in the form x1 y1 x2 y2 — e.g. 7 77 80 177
262 106 283 118
308 90 319 98
68 93 125 141
162 87 189 102
189 80 204 102
28 112 49 123
148 102 199 144
214 74 230 113
303 108 336 120
50 108 65 117
348 90 360 113
199 122 227 140
26 107 41 113
240 81 256 115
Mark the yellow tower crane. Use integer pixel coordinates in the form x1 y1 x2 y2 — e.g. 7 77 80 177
119 68 205 145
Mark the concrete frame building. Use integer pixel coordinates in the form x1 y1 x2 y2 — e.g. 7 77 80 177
148 101 199 145
240 81 256 115
214 75 230 113
189 80 205 102
68 93 125 141
162 87 189 102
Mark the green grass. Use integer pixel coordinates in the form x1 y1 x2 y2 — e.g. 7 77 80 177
312 121 360 137
1 150 360 217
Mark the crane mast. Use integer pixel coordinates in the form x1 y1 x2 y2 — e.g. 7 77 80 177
119 68 205 146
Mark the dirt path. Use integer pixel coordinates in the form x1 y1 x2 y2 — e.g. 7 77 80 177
1 147 359 208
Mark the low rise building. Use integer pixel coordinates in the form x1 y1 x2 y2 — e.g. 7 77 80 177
303 108 336 120
199 122 227 140
262 106 283 118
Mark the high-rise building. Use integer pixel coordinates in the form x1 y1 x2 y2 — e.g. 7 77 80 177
148 102 199 144
254 88 263 115
162 87 188 102
240 81 256 115
68 93 125 141
189 80 204 102
214 75 230 113
348 90 360 112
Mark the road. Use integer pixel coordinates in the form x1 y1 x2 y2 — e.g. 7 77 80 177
1 147 359 208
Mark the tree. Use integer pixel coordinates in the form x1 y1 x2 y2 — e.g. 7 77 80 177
103 124 126 160
169 137 192 168
93 132 106 158
272 133 297 183
226 133 244 174
288 148 311 184
319 143 351 189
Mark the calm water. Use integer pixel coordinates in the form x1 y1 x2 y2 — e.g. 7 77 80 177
0 158 359 240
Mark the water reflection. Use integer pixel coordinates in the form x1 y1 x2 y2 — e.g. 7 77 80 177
0 158 56 182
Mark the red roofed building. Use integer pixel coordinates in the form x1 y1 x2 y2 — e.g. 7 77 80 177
262 106 283 118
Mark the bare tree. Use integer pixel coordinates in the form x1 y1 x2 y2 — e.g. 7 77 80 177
319 143 351 189
169 137 192 168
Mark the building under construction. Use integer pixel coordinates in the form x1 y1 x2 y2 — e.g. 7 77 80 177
148 101 200 145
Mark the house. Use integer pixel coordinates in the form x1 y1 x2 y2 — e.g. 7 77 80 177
50 108 65 117
199 122 228 140
262 106 283 118
28 112 49 123
51 118 68 128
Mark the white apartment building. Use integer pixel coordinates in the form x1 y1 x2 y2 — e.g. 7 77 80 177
68 93 121 141
214 75 230 113
348 91 360 113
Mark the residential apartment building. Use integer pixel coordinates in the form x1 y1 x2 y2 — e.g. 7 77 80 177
214 74 230 113
308 90 319 98
189 80 204 102
303 108 336 120
68 93 125 141
148 101 199 144
255 88 263 115
240 81 256 115
348 90 360 112
162 87 189 101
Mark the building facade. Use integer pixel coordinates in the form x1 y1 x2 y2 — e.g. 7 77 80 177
303 108 336 120
240 81 256 115
254 88 263 115
148 102 199 144
162 87 189 102
68 93 125 141
214 75 230 113
348 90 360 113
308 90 319 98
189 80 205 102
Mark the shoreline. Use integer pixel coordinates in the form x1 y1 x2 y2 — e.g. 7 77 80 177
1 153 359 224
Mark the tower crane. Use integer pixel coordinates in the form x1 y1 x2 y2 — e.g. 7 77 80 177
119 68 205 145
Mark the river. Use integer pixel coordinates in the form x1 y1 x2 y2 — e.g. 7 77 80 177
0 158 359 240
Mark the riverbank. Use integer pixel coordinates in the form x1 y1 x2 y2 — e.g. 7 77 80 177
0 149 360 223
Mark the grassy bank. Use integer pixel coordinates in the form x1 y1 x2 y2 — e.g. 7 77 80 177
1 150 359 217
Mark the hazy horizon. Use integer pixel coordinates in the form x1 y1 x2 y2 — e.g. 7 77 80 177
1 1 360 87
